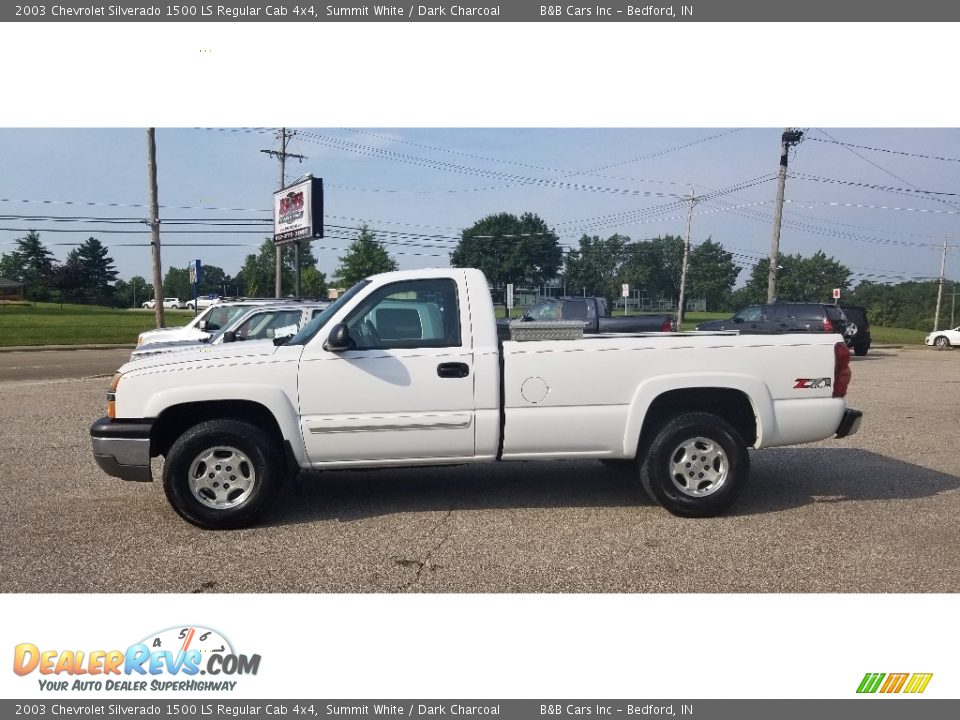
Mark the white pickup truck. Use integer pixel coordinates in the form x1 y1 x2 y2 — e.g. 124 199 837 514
91 268 861 529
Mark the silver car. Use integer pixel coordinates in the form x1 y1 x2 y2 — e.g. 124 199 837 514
130 302 329 360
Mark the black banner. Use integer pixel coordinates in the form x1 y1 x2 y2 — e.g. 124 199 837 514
4 0 959 22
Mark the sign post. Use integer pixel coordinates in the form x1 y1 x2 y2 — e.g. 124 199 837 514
622 283 630 315
188 259 202 315
506 283 514 317
832 288 841 304
273 176 324 299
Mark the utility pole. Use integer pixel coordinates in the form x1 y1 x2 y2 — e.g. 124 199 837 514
261 128 306 298
676 187 697 328
767 128 804 303
933 238 948 330
146 128 165 328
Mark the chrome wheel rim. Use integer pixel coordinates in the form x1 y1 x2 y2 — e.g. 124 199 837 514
187 445 256 509
668 436 729 497
935 336 948 347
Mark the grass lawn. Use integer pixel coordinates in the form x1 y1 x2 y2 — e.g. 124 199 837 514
0 303 194 347
0 302 933 348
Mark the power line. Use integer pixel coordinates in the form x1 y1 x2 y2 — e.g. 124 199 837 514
806 136 960 163
812 128 960 214
789 172 960 198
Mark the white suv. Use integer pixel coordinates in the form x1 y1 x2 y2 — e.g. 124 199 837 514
136 300 283 346
141 297 182 309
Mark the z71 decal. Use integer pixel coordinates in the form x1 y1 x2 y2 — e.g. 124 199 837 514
794 378 832 389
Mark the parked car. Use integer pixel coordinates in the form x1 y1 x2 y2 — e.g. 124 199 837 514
136 300 284 347
504 297 673 334
839 306 871 356
696 302 850 336
141 297 182 309
184 295 221 311
925 325 960 348
130 302 329 360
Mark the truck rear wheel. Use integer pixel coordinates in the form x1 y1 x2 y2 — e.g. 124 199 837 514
162 419 283 529
640 412 749 518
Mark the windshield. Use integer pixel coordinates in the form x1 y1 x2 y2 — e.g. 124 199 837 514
285 280 371 346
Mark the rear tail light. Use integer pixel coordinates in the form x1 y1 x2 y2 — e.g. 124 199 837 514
661 319 673 332
833 342 851 398
823 317 834 333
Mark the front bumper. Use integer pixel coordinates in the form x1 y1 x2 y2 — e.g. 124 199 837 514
834 408 863 439
90 416 153 482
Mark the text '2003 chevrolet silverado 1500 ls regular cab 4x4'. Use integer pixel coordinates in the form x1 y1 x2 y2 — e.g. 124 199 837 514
91 268 862 529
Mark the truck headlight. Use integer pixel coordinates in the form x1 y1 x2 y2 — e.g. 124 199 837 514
107 372 122 418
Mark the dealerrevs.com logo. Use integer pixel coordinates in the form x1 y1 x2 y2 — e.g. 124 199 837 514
857 672 933 694
13 626 261 692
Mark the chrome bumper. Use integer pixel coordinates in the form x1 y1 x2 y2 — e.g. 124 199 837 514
834 408 863 439
90 417 153 482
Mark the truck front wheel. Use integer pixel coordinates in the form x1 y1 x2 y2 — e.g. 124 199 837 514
640 412 749 518
162 419 283 529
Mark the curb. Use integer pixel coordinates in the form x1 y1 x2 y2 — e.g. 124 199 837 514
0 344 134 353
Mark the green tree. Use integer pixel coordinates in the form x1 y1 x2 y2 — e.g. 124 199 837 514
687 238 742 311
0 230 56 302
196 263 228 296
562 234 628 305
333 225 399 288
163 267 191 300
740 251 852 304
66 236 118 305
238 240 278 297
126 276 153 307
301 266 328 299
450 212 562 287
45 261 83 308
237 238 320 297
847 279 950 331
622 235 685 303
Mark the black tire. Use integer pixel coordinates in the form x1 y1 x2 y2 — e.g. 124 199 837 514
163 419 284 529
934 336 951 348
854 343 869 357
640 412 749 518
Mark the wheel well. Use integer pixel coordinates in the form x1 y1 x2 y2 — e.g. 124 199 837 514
151 400 284 459
637 388 757 454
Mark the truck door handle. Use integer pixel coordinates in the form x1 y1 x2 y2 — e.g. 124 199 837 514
437 362 470 379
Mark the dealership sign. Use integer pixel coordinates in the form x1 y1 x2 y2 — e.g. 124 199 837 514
273 176 323 245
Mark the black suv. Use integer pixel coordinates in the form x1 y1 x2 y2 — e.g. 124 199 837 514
839 306 871 356
696 302 850 337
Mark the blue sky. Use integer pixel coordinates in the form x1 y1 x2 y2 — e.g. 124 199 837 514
1 127 957 288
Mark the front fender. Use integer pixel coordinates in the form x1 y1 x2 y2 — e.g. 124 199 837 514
142 384 307 466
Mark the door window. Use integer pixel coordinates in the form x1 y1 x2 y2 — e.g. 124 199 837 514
735 306 764 322
233 310 303 340
344 279 461 350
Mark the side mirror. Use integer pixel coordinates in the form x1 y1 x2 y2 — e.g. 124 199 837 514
198 320 207 330
273 334 293 346
323 323 355 352
732 317 744 324
222 331 237 343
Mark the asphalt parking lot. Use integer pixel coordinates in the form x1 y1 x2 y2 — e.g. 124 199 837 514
1 345 958 593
